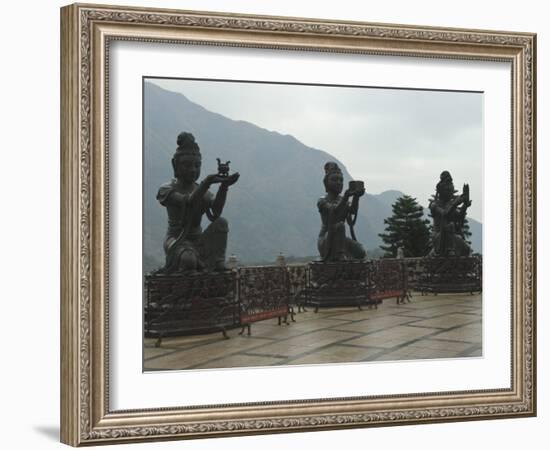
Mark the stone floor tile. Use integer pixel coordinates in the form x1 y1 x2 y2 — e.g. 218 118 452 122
408 314 481 329
329 315 418 334
395 304 477 318
406 340 474 355
345 325 439 348
288 344 384 365
144 293 482 370
144 336 270 370
143 347 177 359
432 325 482 343
465 347 483 357
243 329 360 358
375 346 461 361
197 353 285 369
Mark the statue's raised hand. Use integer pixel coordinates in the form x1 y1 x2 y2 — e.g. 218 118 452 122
461 183 471 206
221 172 240 187
354 187 366 198
342 189 352 200
204 173 228 185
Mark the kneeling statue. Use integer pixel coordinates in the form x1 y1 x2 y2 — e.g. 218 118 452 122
317 162 366 261
157 132 239 272
429 170 472 257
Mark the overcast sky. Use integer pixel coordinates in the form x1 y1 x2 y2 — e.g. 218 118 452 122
149 78 483 221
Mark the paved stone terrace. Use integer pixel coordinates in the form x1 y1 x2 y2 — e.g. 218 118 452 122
143 292 482 371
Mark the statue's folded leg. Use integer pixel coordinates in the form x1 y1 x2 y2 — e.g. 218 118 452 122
345 238 366 260
164 241 200 272
431 232 442 256
318 236 329 261
319 222 347 261
453 235 472 256
200 217 229 271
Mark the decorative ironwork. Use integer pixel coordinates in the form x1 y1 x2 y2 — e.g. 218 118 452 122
306 261 370 312
416 256 482 294
143 257 482 346
237 266 294 335
287 264 309 312
144 271 239 346
367 259 410 306
401 258 425 291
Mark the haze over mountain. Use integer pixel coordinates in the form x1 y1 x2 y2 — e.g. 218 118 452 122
143 82 481 272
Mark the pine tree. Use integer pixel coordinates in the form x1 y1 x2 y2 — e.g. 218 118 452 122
379 195 431 257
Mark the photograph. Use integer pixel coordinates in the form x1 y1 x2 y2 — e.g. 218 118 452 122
143 78 483 371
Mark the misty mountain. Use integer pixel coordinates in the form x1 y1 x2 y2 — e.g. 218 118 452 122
143 82 482 271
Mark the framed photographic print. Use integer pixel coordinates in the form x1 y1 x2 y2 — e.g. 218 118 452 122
60 3 536 446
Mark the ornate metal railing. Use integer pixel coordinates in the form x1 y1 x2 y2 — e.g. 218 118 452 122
237 266 294 335
305 261 370 311
144 271 239 346
144 255 482 343
287 264 309 312
413 255 482 294
367 259 410 305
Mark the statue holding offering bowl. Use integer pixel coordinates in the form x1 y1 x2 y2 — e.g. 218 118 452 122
317 162 366 262
157 132 240 273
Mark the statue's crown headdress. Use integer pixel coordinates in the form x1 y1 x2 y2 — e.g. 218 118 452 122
174 132 200 156
324 162 341 176
436 170 455 195
439 170 452 183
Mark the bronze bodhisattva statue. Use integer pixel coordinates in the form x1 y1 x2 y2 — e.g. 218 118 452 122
317 162 366 262
157 132 239 273
429 170 472 257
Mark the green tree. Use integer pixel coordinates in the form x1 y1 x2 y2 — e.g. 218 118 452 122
379 195 431 257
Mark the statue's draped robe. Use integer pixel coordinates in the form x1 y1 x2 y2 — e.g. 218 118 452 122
429 196 471 257
317 196 365 261
157 179 227 272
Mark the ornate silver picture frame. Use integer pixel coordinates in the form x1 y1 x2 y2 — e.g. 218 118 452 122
60 3 536 446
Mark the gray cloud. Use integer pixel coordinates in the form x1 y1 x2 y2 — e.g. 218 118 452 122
149 78 483 221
